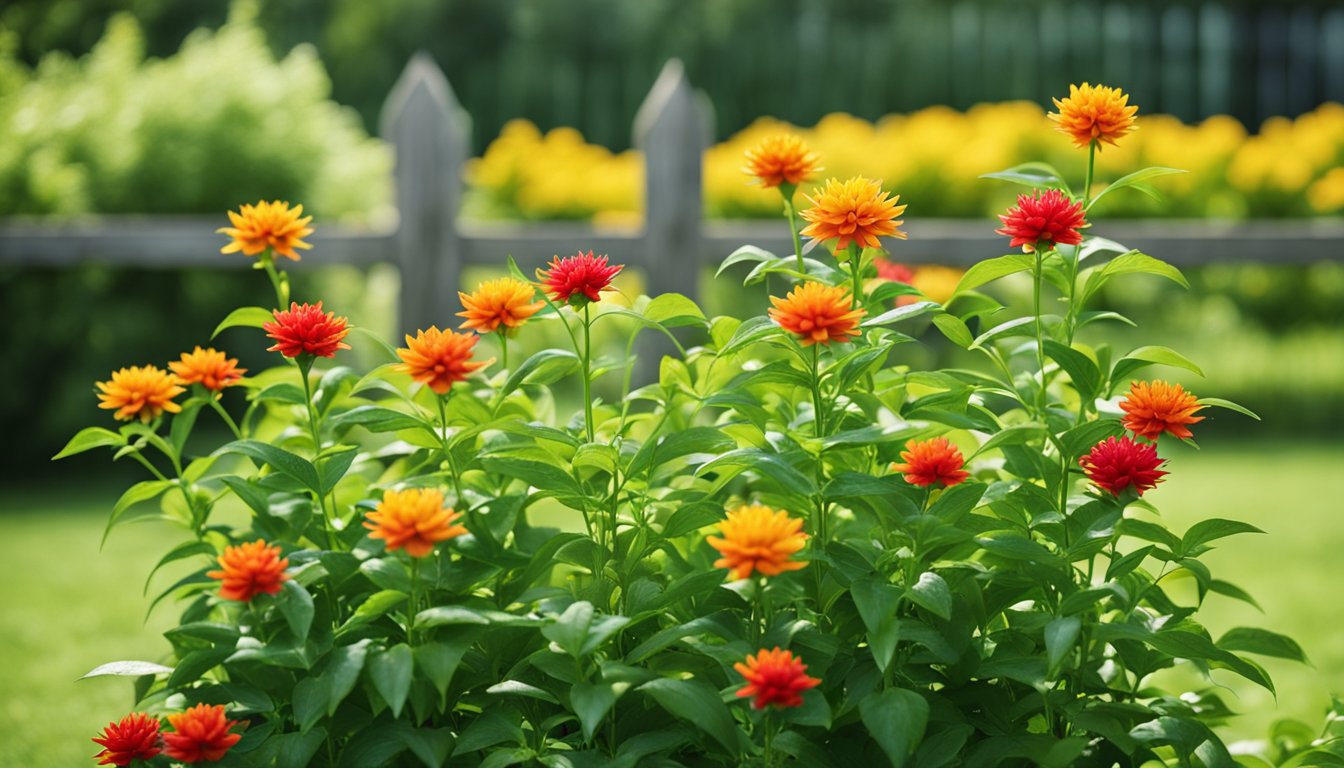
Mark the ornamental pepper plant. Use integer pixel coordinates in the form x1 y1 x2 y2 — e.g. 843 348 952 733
65 85 1332 767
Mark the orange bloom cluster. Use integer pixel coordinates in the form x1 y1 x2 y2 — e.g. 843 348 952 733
800 176 907 252
1080 435 1167 497
163 704 241 764
170 347 246 391
364 488 468 558
1050 82 1139 150
707 504 808 581
734 647 821 710
892 436 970 488
1120 380 1205 441
96 365 185 423
743 134 821 189
218 200 314 261
208 540 289 602
540 250 624 305
995 189 1087 251
263 301 351 359
768 282 865 346
92 713 162 766
397 326 491 395
458 278 544 334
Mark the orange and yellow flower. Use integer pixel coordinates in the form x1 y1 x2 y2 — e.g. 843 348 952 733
263 301 351 359
743 134 821 189
1120 380 1205 441
1050 83 1139 150
364 488 468 558
162 704 241 764
396 326 491 394
207 540 289 602
457 278 544 334
706 504 808 581
734 647 821 709
97 365 185 423
169 347 246 391
768 282 865 346
891 436 970 488
799 176 907 252
218 200 314 261
92 713 162 766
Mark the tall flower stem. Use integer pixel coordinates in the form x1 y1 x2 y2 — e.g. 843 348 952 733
297 358 337 551
1031 247 1048 417
407 557 421 646
783 192 806 274
1083 141 1098 207
762 716 778 768
435 394 467 505
846 242 863 309
581 303 595 443
207 396 243 440
809 344 830 553
258 251 289 308
498 330 509 371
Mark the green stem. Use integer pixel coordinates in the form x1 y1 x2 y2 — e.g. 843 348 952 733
259 251 289 308
582 302 595 443
809 344 830 565
784 193 806 274
407 556 420 645
846 242 863 309
207 395 243 440
762 715 777 768
435 394 466 505
298 360 338 550
1032 247 1048 417
1084 141 1097 207
499 330 509 371
127 451 168 482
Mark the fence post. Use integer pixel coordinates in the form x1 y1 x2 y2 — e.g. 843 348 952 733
633 59 712 379
380 53 471 335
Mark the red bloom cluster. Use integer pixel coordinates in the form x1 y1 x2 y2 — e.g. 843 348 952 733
92 713 162 766
163 704 241 764
207 540 290 602
1080 435 1167 497
263 301 351 359
995 189 1087 251
540 251 623 305
734 647 821 709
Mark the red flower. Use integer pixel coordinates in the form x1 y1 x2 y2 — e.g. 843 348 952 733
207 540 290 602
1120 380 1205 441
1080 435 1168 497
891 436 970 487
733 647 821 709
874 257 914 285
92 713 162 766
263 301 351 359
995 189 1087 252
539 251 623 305
162 704 241 764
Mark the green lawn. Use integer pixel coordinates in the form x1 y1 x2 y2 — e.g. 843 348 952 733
1 441 1340 766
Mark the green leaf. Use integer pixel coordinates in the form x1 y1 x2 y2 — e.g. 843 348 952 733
1198 397 1260 420
487 680 560 704
416 638 472 697
1180 518 1263 555
328 405 428 434
969 317 1041 350
638 678 742 756
1217 627 1309 663
339 590 407 634
862 301 941 327
932 314 973 348
215 439 322 494
542 601 630 658
716 244 778 276
322 640 370 715
252 382 307 405
859 688 930 768
81 660 173 679
718 315 785 355
1081 251 1188 305
1042 340 1101 402
626 426 736 477
167 647 233 689
1045 615 1082 673
643 293 707 326
979 162 1072 194
905 571 953 620
292 676 328 733
500 350 581 396
1089 166 1186 208
399 727 455 768
1060 418 1125 461
971 425 1046 458
852 577 903 672
53 426 125 459
695 448 815 497
212 306 275 338
278 580 315 640
570 681 620 743
952 253 1036 296
1111 345 1204 383
104 479 176 546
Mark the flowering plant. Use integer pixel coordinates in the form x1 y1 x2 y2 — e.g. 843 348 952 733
64 87 1327 767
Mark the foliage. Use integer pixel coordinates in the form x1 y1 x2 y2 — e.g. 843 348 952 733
62 94 1331 767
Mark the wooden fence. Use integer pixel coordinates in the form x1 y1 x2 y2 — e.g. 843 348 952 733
1 55 1342 337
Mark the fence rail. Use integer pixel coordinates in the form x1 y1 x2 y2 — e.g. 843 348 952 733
2 55 1342 336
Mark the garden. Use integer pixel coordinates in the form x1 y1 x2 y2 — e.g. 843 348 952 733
2 3 1343 768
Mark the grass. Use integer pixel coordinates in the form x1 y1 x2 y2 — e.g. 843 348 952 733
1 441 1341 766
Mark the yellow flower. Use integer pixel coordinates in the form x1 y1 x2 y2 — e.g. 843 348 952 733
364 488 468 558
457 278 544 334
97 365 185 423
706 504 808 580
218 201 314 261
1049 83 1139 150
743 135 821 189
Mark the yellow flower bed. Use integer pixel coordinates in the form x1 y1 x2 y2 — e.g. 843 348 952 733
467 103 1344 221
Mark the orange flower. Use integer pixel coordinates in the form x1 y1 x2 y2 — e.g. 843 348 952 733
457 278 544 334
169 347 246 391
207 540 289 601
1120 380 1205 441
706 504 808 581
218 200 313 260
733 647 821 709
1080 435 1167 497
92 713 162 766
96 365 185 423
1049 83 1139 150
743 134 821 189
768 282 865 346
364 488 468 558
396 326 491 395
162 704 241 764
799 176 907 252
263 301 351 359
892 436 970 488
